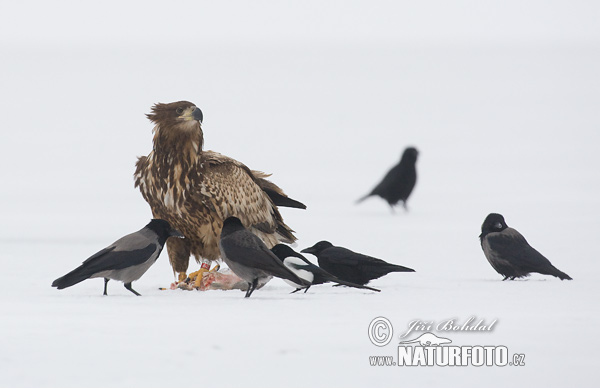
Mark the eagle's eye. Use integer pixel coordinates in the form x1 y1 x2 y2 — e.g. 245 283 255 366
176 107 184 115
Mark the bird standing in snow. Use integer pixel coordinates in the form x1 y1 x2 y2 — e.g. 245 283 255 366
271 244 380 293
357 147 418 211
219 217 310 298
134 101 305 287
479 213 572 280
52 219 183 295
301 241 415 286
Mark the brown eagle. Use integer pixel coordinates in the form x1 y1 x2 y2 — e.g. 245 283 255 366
134 101 305 286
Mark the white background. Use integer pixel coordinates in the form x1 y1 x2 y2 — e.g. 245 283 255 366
1 1 599 386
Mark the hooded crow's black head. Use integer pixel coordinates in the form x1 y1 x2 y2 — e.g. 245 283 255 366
301 240 334 255
221 216 246 238
479 213 508 240
146 219 184 243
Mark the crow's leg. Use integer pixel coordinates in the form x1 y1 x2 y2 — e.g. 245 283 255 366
103 278 109 295
245 279 259 298
124 282 141 296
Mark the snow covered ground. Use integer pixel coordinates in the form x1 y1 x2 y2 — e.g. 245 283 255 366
1 2 599 387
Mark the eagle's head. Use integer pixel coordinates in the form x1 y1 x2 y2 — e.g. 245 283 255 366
147 101 205 155
147 101 203 128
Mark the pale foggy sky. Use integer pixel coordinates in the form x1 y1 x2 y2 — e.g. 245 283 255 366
1 0 599 47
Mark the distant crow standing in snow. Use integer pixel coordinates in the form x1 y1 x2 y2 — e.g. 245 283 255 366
271 244 380 293
301 241 415 286
357 147 418 211
52 219 184 295
479 213 572 280
219 217 310 298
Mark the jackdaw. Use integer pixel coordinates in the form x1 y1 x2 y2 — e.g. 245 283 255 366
52 219 183 295
357 147 418 211
271 244 381 293
219 217 310 298
479 213 572 280
301 241 415 285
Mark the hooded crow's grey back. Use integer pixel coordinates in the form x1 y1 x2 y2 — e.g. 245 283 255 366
301 241 415 286
479 213 572 281
271 244 380 293
52 219 183 295
219 217 310 298
357 147 418 211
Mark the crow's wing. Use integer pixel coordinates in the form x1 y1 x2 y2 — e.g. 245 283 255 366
321 247 394 267
81 244 158 273
486 229 553 270
221 231 309 285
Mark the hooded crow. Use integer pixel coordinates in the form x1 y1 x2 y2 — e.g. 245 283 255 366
357 147 418 211
52 219 183 295
219 217 311 298
301 241 415 285
479 213 572 280
271 244 380 293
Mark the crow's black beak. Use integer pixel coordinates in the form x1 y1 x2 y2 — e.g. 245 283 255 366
192 107 203 123
300 247 315 254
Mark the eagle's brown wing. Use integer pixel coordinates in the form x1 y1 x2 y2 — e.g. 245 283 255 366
199 151 296 246
252 170 307 209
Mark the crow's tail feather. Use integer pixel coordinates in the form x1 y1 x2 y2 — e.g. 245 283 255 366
333 278 381 292
356 193 372 204
387 263 416 273
549 267 572 281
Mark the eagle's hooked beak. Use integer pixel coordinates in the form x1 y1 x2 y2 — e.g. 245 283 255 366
192 107 203 124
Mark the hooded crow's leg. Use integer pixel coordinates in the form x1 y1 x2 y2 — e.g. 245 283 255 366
124 282 141 296
502 276 509 281
103 278 109 295
245 279 259 298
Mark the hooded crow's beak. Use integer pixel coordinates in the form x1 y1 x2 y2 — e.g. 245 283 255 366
170 228 185 238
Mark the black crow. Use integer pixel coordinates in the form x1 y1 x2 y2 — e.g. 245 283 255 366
300 241 415 285
270 244 381 293
357 147 418 211
479 213 572 281
218 217 310 298
52 219 183 295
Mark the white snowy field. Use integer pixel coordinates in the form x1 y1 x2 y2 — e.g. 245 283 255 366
1 1 600 387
